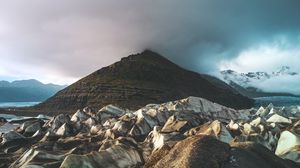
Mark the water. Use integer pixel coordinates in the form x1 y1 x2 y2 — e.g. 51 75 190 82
0 114 21 120
0 102 40 108
0 123 19 133
254 96 300 107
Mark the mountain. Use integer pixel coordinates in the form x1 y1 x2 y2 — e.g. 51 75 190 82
220 66 299 98
0 79 66 102
36 50 253 112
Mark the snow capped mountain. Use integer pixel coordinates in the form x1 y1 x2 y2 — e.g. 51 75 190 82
220 66 298 88
272 66 298 76
218 66 300 98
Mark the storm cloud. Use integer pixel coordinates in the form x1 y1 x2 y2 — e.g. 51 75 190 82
0 0 300 86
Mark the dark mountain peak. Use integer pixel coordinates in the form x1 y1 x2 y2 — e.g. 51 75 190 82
36 51 253 112
123 49 165 60
88 50 181 83
118 49 178 68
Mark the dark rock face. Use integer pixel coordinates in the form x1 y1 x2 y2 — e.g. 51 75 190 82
36 50 253 113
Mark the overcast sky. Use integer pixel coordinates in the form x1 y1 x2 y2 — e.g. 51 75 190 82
1 0 300 93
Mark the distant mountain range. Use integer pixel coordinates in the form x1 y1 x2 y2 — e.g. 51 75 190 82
220 66 299 98
0 79 66 102
36 50 253 113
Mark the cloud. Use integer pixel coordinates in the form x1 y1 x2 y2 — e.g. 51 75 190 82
0 0 300 85
254 75 300 95
219 37 300 73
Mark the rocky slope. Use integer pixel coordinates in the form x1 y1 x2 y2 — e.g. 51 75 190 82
0 96 299 168
36 50 253 113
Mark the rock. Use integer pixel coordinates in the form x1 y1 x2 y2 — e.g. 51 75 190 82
48 114 71 131
250 117 266 127
24 122 42 136
161 115 188 133
185 120 233 143
145 126 184 151
242 123 256 135
268 107 279 116
97 105 125 124
83 107 96 117
99 105 125 115
83 117 97 128
56 123 74 136
267 114 292 124
275 131 300 163
255 106 266 116
90 125 102 135
142 107 168 125
54 136 91 151
155 96 248 122
37 133 60 152
71 109 90 122
31 130 43 138
226 142 299 168
2 96 300 167
161 111 204 133
112 120 135 136
147 135 230 168
268 122 280 134
233 132 277 151
1 131 25 143
10 148 65 168
73 121 90 133
128 96 245 139
267 103 274 110
20 119 38 130
60 137 143 168
128 111 158 139
288 106 300 118
227 120 239 131
256 104 273 117
289 120 300 135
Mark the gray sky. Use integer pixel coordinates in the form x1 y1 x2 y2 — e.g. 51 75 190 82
1 0 300 93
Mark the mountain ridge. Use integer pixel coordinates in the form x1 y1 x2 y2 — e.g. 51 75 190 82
0 79 66 102
221 66 298 87
220 67 299 98
36 50 253 112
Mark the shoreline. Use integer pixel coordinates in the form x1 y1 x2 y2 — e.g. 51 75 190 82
0 107 72 117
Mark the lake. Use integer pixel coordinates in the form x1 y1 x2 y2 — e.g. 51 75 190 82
254 96 300 107
0 102 40 108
